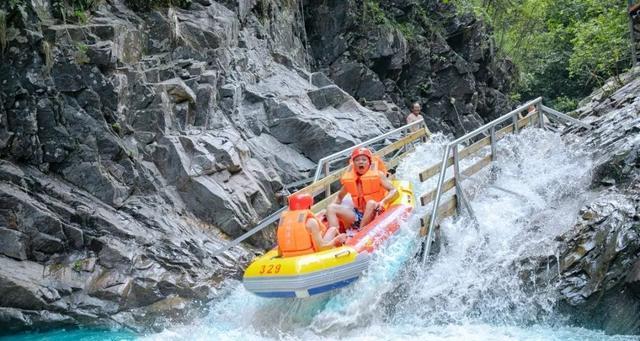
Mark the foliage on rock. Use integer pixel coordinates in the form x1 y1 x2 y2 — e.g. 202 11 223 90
446 0 632 112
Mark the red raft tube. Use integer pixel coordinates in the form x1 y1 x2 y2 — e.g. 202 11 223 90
243 180 415 298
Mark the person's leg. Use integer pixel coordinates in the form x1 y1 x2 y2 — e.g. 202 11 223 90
327 203 357 229
360 200 378 228
323 226 338 242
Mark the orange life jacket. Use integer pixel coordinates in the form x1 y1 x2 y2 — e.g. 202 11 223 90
340 157 388 212
277 209 326 257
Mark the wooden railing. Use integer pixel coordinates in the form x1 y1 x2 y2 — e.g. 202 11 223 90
418 110 538 233
212 120 430 256
417 97 591 263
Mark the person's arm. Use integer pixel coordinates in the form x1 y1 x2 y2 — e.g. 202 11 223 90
307 220 345 250
333 187 347 205
377 172 397 209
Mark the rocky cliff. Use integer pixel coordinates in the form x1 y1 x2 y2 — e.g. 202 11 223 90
518 68 640 335
304 0 515 135
0 0 394 333
0 0 515 334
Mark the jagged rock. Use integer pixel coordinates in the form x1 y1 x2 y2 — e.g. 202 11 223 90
0 307 75 335
60 161 130 208
365 25 407 70
158 78 197 104
0 228 28 260
143 295 189 321
87 41 116 68
0 0 459 334
626 260 640 298
519 70 640 335
0 257 52 311
195 130 249 173
311 72 334 88
328 62 386 101
365 100 404 128
176 2 240 51
305 0 515 135
247 134 314 184
307 85 350 110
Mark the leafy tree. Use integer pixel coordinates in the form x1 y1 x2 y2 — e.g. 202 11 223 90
446 0 632 111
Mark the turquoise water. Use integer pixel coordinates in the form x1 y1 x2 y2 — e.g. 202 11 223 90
5 130 639 340
0 329 135 341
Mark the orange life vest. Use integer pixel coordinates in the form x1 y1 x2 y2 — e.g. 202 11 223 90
277 209 326 257
340 158 388 212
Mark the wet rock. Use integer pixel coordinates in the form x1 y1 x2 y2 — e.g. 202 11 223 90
546 70 640 335
124 278 164 309
0 257 51 311
626 260 640 298
144 295 189 320
0 0 398 334
0 307 75 335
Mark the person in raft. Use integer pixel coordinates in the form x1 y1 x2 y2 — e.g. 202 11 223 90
278 193 347 257
326 147 397 233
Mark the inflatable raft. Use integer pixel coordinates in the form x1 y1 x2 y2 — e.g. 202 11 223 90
243 180 414 298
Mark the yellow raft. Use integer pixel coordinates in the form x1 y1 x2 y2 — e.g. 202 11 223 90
243 180 414 298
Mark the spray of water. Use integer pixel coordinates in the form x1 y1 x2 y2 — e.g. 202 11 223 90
145 128 637 341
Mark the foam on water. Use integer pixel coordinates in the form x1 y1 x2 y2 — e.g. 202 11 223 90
18 128 635 340
144 128 639 340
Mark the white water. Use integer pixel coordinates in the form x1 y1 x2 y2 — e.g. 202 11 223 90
145 129 636 341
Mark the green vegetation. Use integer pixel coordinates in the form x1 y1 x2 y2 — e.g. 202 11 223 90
0 10 6 55
363 0 388 26
2 0 28 28
361 0 435 43
111 122 122 135
74 42 89 64
48 262 65 273
72 259 83 272
446 0 632 111
51 0 100 23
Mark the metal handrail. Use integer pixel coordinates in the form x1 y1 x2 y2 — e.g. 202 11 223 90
313 118 428 181
212 119 428 258
420 97 543 263
211 207 286 258
420 97 590 264
541 105 592 129
450 97 542 146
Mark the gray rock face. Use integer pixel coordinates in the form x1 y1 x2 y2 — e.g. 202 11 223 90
555 71 640 335
0 0 396 334
305 0 516 133
555 192 640 334
517 69 640 335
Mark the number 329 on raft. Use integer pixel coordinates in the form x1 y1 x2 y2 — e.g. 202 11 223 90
259 264 281 274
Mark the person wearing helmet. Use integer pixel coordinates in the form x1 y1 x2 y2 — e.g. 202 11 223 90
326 147 397 233
278 193 347 257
